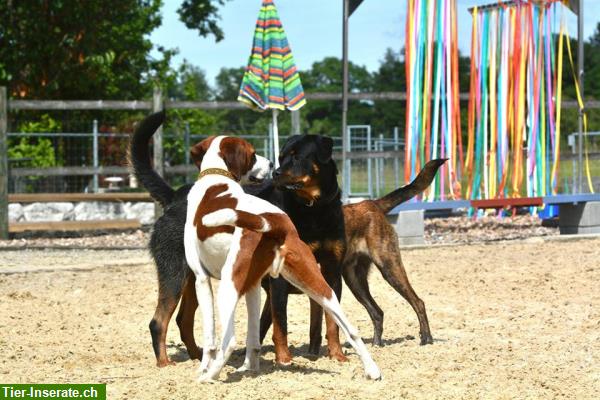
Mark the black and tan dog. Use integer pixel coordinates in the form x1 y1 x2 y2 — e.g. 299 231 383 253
130 112 444 367
258 137 442 364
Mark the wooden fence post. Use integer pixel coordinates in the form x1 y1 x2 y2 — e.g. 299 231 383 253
152 86 164 219
0 87 8 239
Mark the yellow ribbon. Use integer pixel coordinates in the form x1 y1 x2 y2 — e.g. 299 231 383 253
564 23 595 193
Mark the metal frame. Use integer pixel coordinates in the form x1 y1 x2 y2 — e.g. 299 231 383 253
469 0 586 193
345 125 372 198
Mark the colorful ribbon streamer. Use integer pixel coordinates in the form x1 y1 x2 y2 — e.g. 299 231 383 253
465 1 573 201
405 0 462 201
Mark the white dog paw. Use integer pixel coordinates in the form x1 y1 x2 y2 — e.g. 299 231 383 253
197 373 217 384
364 363 382 381
236 361 260 372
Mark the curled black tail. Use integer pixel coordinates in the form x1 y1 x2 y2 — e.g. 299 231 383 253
129 111 174 207
374 158 447 214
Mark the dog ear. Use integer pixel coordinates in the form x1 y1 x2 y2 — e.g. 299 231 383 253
315 135 333 164
280 135 304 156
220 137 254 181
190 136 216 169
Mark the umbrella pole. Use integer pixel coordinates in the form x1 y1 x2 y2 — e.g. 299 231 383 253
273 109 280 168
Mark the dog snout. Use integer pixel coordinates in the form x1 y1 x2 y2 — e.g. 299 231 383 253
273 168 282 179
269 161 274 169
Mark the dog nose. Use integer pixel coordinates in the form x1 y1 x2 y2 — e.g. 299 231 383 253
273 169 281 178
269 161 274 169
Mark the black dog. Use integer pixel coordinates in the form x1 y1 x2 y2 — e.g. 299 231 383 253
131 112 439 366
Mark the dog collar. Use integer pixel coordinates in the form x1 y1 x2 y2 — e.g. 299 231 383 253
198 168 237 181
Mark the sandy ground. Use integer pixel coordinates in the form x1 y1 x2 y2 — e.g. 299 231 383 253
1 238 599 400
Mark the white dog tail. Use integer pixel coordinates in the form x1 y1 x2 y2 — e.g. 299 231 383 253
202 208 271 233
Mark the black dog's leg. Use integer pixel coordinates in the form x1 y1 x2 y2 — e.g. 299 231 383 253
150 279 184 367
309 258 347 362
308 299 323 355
175 274 201 360
259 279 272 343
323 262 348 361
343 257 385 346
269 276 293 365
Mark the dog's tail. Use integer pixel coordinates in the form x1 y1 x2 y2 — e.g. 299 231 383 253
129 111 174 207
202 208 273 234
374 158 447 214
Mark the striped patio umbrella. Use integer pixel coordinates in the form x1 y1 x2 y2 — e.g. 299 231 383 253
238 0 306 166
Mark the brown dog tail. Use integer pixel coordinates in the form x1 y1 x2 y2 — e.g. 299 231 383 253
374 158 447 214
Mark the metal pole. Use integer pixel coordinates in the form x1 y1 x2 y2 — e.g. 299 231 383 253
272 109 280 168
375 138 380 197
92 119 99 193
571 134 576 194
0 87 8 239
263 137 268 162
393 126 400 188
577 0 584 193
291 109 301 135
346 127 352 196
268 123 274 162
366 126 372 198
379 133 385 194
342 0 350 199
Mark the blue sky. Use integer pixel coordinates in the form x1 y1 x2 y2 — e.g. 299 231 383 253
150 0 599 87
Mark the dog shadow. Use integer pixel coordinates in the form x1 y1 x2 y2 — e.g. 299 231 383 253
222 346 336 383
363 334 417 346
363 335 447 346
167 343 197 363
165 343 337 382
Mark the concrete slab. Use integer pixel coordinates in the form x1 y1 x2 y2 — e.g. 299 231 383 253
387 209 425 245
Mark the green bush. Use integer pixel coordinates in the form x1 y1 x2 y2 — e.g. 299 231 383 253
8 114 61 168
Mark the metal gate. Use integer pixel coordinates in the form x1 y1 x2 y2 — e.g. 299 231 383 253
344 125 372 198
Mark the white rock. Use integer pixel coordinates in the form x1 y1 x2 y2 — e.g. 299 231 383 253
73 202 125 221
124 202 155 225
9 203 24 222
22 202 74 222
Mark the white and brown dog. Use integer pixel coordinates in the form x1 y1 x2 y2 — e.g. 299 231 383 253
184 136 381 382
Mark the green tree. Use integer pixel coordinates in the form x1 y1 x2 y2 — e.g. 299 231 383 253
372 48 405 136
167 60 212 100
8 115 61 168
301 57 374 136
177 0 231 42
0 0 229 100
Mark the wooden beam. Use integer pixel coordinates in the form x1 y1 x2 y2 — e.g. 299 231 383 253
166 100 245 110
8 192 153 203
5 95 597 111
9 165 130 177
471 197 544 209
8 100 151 110
0 87 7 239
9 219 142 233
332 150 403 160
8 164 205 177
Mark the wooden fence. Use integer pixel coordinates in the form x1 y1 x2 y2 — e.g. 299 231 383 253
1 86 597 238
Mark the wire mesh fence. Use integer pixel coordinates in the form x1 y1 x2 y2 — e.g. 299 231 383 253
5 115 599 197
